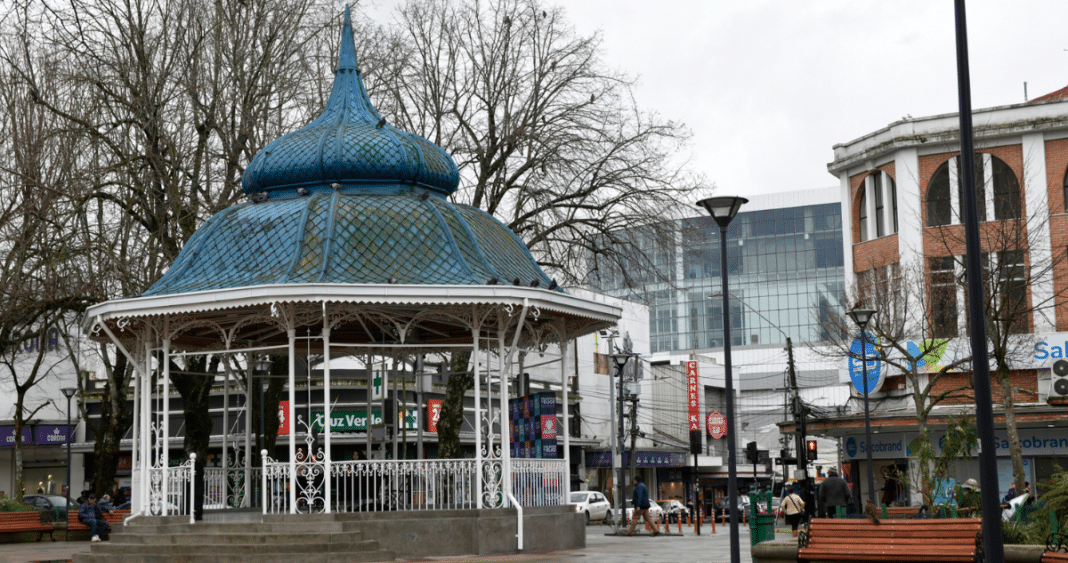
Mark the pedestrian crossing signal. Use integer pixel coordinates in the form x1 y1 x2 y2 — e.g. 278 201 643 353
806 440 817 462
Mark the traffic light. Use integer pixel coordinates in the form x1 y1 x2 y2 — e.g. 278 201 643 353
746 441 758 464
806 440 818 462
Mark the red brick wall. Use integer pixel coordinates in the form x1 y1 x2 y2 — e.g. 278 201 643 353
929 370 1038 405
1046 138 1068 330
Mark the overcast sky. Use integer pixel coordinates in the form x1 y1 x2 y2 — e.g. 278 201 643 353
369 1 1068 199
563 0 1068 198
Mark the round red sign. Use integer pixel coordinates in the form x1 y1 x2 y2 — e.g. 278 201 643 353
706 410 726 439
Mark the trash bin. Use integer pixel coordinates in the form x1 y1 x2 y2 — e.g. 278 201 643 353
748 489 775 546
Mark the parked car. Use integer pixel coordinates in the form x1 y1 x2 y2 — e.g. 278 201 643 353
22 494 76 521
715 495 751 519
569 491 611 523
656 499 687 522
624 500 664 524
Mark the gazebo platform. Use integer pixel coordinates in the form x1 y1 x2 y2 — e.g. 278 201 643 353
72 506 583 562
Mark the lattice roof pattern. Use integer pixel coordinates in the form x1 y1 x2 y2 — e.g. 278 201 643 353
241 7 459 199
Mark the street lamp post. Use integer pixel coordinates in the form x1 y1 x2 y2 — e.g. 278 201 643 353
697 195 747 563
847 308 878 506
61 387 77 514
252 357 273 457
609 352 631 531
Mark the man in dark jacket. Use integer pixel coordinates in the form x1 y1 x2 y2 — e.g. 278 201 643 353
78 494 110 542
819 468 851 518
626 475 658 536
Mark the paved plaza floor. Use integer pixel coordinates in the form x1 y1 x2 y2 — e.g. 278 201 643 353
0 522 785 563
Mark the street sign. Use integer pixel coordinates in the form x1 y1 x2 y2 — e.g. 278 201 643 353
848 332 885 393
706 410 726 439
686 361 701 432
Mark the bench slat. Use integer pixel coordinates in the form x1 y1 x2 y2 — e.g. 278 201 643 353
799 517 980 563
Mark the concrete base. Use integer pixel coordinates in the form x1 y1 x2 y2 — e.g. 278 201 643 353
307 504 585 558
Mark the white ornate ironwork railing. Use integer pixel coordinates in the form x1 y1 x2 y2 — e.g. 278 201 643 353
261 452 291 515
331 459 478 512
511 459 566 507
203 468 262 509
150 454 196 522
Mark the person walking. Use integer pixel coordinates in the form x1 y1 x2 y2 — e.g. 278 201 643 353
78 494 111 542
782 485 806 538
819 468 851 518
626 475 658 536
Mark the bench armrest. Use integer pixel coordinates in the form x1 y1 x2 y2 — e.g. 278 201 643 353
1048 532 1068 553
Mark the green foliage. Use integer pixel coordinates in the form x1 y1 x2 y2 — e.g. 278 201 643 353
1001 520 1037 545
902 415 978 507
0 496 34 512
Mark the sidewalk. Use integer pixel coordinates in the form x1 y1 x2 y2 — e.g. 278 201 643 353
0 522 786 563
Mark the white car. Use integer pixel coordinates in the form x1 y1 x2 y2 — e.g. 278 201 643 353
569 491 611 524
625 500 665 524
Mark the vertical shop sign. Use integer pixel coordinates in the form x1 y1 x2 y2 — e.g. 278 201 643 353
686 361 700 431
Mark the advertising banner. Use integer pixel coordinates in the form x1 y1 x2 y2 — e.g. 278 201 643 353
508 392 558 458
427 399 443 433
706 410 726 439
34 425 72 445
686 361 700 431
0 426 32 446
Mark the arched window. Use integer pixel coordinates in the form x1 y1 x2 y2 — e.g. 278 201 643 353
858 190 868 242
927 162 952 226
890 176 898 232
992 157 1021 220
1063 165 1068 214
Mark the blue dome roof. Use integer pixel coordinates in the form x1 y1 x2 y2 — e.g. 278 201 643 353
142 192 555 295
241 7 459 199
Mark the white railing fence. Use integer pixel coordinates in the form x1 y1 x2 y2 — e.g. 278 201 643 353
511 459 566 507
203 468 262 509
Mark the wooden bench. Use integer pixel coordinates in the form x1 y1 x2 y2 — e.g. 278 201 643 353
1044 533 1068 563
883 505 921 518
798 517 982 563
67 509 129 540
0 510 55 542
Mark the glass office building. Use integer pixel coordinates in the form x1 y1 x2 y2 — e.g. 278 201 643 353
591 188 845 353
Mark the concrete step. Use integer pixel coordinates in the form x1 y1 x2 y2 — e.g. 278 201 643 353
87 539 383 556
72 551 395 563
110 531 364 545
125 521 343 535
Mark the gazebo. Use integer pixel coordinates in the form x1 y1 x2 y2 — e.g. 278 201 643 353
84 6 619 528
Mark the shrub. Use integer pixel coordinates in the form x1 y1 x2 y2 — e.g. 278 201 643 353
0 496 34 513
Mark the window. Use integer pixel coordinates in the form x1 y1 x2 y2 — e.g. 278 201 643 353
890 176 898 232
995 250 1027 333
873 173 885 238
992 158 1021 220
927 163 952 226
927 154 1019 226
858 190 868 242
930 257 957 338
1063 166 1068 214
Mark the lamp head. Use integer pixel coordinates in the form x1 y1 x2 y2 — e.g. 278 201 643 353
252 357 273 374
609 353 631 371
696 196 749 229
61 388 76 399
847 308 878 330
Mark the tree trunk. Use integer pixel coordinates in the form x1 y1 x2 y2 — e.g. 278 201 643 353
997 367 1026 494
437 351 472 459
92 353 133 497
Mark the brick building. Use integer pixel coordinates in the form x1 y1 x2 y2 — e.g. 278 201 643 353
817 86 1068 508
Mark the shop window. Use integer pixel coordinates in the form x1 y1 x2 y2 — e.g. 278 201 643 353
927 163 952 226
930 256 957 338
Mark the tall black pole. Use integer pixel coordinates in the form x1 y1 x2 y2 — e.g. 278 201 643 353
65 394 73 509
720 226 740 563
860 332 876 505
260 373 266 456
953 2 1004 561
618 359 628 526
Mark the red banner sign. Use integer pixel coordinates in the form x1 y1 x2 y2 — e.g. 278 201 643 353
686 361 700 432
427 399 443 433
706 410 726 439
278 400 290 435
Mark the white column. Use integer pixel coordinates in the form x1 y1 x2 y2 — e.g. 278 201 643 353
1023 132 1055 333
982 153 995 221
141 341 152 515
895 148 922 258
500 330 511 507
222 351 230 506
288 328 297 514
244 358 252 508
865 174 878 238
161 338 170 511
955 258 968 335
323 322 332 513
561 339 571 503
131 349 141 513
949 157 961 225
474 326 482 509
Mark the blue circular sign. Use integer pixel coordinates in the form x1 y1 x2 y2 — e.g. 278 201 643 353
846 437 857 458
849 332 882 394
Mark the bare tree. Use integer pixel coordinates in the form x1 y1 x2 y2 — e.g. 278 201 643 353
819 260 973 505
372 0 705 456
0 49 98 495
